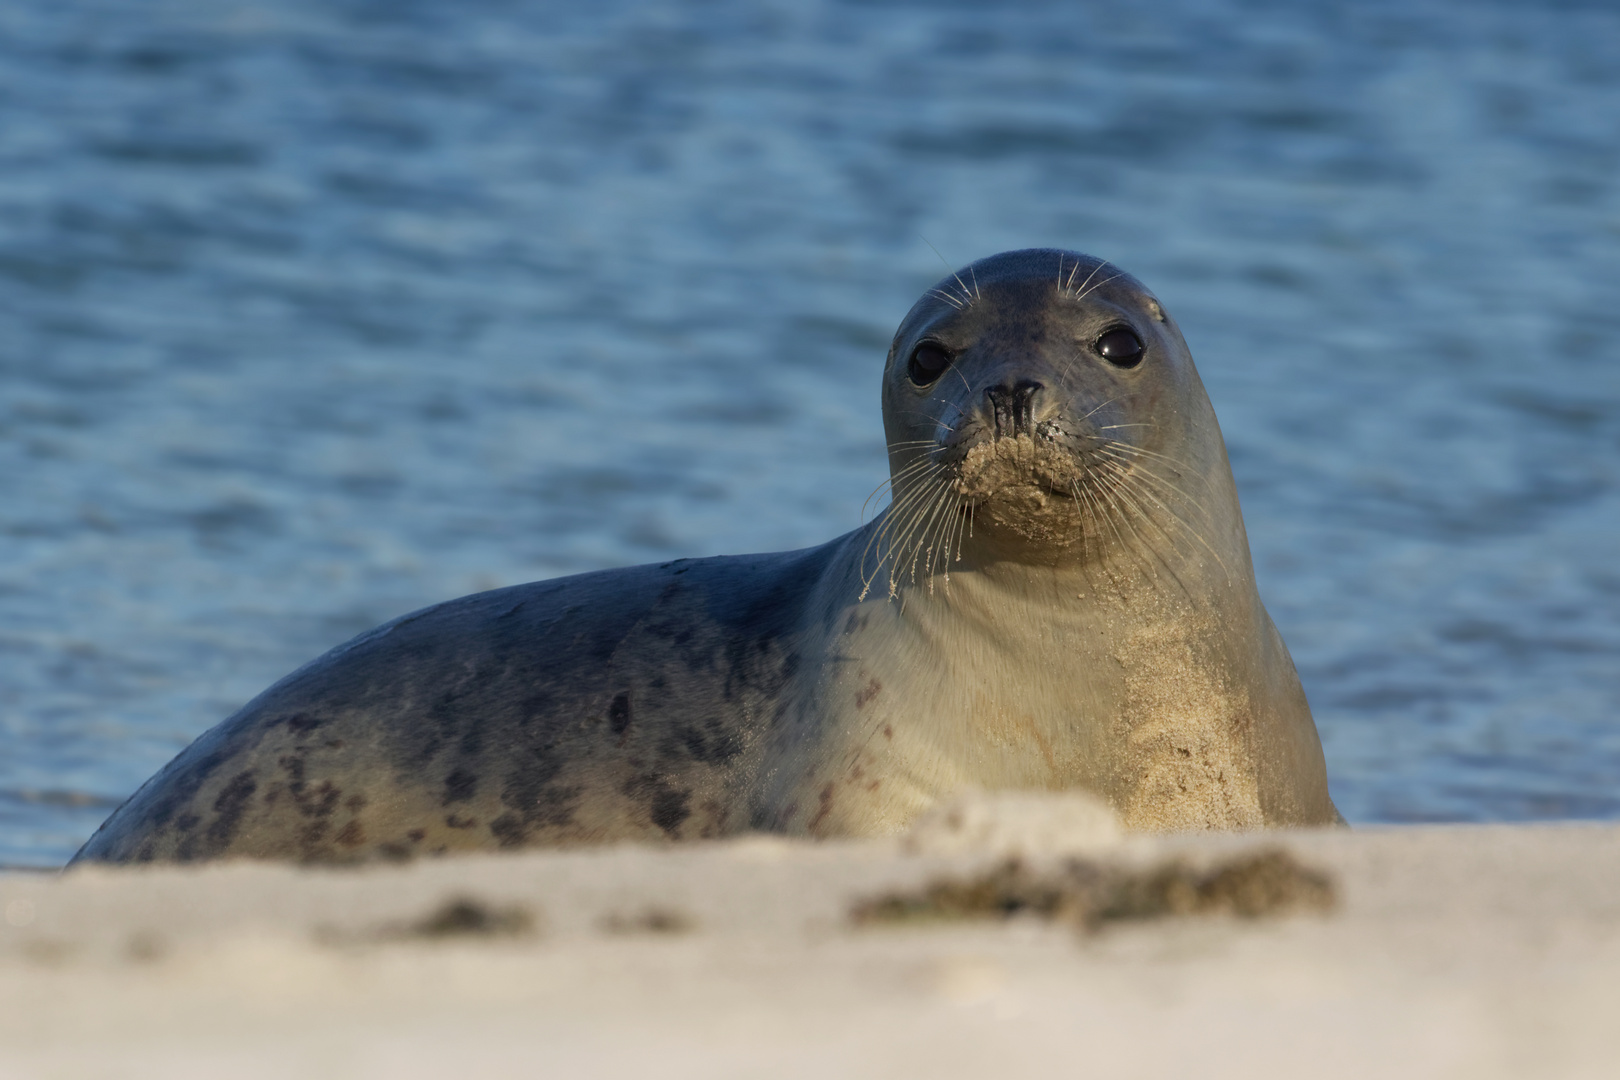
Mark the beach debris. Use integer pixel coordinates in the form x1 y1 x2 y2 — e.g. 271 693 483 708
851 848 1336 930
319 895 540 945
599 906 697 935
405 896 536 939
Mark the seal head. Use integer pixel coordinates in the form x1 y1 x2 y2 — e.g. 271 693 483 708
869 249 1239 589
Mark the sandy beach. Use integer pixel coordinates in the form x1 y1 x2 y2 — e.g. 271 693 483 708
2 797 1617 1079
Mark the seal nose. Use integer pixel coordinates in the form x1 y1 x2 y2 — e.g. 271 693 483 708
985 380 1043 439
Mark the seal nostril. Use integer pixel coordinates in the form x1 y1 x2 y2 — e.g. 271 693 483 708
985 381 1043 439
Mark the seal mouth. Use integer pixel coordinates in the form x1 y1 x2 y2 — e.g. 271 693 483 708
949 430 1082 502
937 428 1096 547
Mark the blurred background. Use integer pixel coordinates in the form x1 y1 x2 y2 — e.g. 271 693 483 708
2 0 1617 867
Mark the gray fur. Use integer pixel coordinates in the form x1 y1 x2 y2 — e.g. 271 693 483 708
74 249 1338 865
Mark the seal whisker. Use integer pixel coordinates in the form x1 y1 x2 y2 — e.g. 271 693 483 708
913 476 958 587
900 475 956 594
951 492 971 565
866 464 954 599
1112 471 1234 583
880 485 938 598
917 487 951 591
859 477 933 596
926 486 962 587
1076 272 1124 302
861 457 941 522
1075 463 1147 585
1083 468 1160 590
1090 444 1223 525
895 406 961 432
1074 473 1117 573
1079 397 1119 423
1092 453 1234 582
948 269 976 310
1090 463 1199 601
1090 440 1222 501
859 469 945 599
1070 258 1106 298
1072 476 1139 595
1090 448 1216 521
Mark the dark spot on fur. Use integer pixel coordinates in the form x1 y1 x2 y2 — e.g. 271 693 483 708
175 813 200 832
336 820 366 847
285 714 322 734
609 692 632 736
806 782 835 833
445 814 478 830
624 773 691 837
650 789 691 835
442 768 478 805
325 739 345 750
407 829 426 843
205 771 257 849
490 814 528 847
675 724 743 764
883 725 894 739
345 793 367 811
299 821 329 851
128 745 234 835
275 750 343 819
856 677 882 709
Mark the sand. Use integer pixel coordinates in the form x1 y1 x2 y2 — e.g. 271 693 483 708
2 796 1617 1079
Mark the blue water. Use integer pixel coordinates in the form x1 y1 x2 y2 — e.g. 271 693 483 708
3 0 1618 867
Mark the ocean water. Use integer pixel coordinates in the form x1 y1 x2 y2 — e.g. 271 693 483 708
2 0 1617 867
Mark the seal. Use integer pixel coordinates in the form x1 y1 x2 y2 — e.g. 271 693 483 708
72 249 1340 865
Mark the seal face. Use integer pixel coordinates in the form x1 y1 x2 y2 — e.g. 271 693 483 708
73 249 1340 866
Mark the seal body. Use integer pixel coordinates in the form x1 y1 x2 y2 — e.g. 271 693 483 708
74 249 1340 864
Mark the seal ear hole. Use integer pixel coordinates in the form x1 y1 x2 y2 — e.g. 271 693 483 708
907 343 952 386
1094 327 1145 368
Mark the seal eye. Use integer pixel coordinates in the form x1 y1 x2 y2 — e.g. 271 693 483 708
908 343 951 386
1095 327 1145 368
